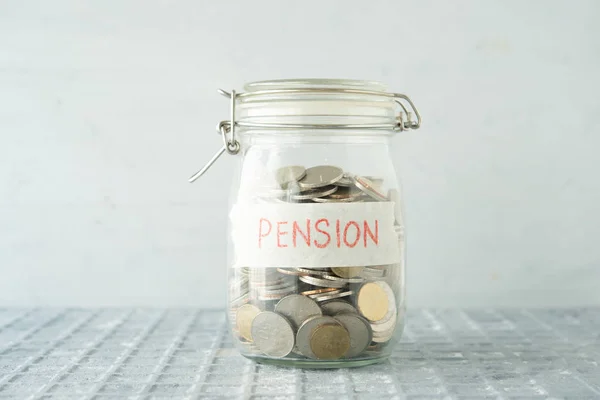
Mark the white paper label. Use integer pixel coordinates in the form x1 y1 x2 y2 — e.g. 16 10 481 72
230 202 400 268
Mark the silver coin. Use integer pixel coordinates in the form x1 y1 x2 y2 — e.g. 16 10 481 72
291 185 338 201
298 165 344 189
299 275 347 288
353 176 388 201
334 313 373 358
257 292 295 301
295 267 330 276
275 165 306 187
327 186 363 200
322 274 365 284
335 173 355 187
372 328 395 343
371 309 397 333
372 307 402 343
274 294 322 330
312 290 353 302
363 176 384 186
311 196 355 203
296 315 342 359
308 289 342 299
320 300 358 316
250 311 295 358
276 267 307 276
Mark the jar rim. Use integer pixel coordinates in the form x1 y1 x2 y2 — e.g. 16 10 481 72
244 79 388 93
238 79 397 127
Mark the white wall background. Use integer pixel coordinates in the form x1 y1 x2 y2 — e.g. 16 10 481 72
1 0 599 308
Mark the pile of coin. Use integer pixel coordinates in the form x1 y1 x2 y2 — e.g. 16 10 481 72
231 266 399 360
230 165 404 360
246 165 394 205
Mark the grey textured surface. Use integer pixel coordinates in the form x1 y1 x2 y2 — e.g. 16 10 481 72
0 309 599 399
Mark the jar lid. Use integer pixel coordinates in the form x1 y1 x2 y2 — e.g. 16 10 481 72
237 79 398 127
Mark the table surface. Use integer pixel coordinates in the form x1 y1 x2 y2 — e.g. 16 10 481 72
0 308 599 399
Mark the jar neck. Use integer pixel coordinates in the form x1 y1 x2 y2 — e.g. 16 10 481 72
239 129 393 146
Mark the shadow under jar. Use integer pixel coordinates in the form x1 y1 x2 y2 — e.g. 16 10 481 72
192 79 421 368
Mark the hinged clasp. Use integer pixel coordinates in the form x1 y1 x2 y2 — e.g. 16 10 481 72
188 89 240 183
393 93 421 131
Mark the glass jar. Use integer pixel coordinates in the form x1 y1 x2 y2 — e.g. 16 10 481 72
190 79 421 368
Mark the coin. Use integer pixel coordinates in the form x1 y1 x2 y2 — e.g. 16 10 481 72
299 275 347 288
275 166 306 187
353 176 388 201
372 326 395 343
323 274 364 284
326 186 363 200
295 267 330 276
274 294 322 330
331 266 364 279
320 300 357 316
308 289 341 299
310 324 351 360
356 281 394 322
290 185 337 201
235 304 261 341
371 309 397 333
363 176 384 186
276 267 307 276
296 315 341 359
335 174 355 187
257 287 297 301
251 311 295 358
334 313 372 358
312 290 353 302
298 165 344 189
300 288 339 296
311 196 356 203
254 288 295 299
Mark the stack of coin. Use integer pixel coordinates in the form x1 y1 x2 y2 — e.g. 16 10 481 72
230 164 404 361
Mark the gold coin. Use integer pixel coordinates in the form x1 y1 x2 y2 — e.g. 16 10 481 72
310 324 351 360
331 266 364 279
235 304 261 341
357 282 389 322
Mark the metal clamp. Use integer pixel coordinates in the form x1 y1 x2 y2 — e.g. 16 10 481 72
188 90 241 183
189 87 421 182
